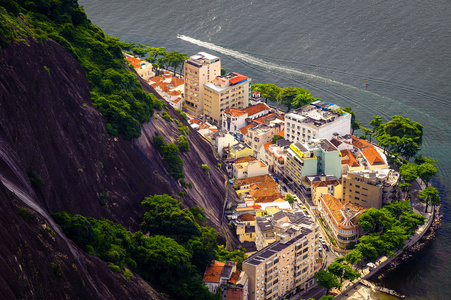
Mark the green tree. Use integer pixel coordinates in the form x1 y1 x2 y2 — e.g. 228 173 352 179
343 106 361 135
314 270 342 294
418 186 440 213
251 83 281 102
327 261 360 284
285 194 295 205
272 135 284 143
417 162 438 187
220 68 226 76
374 115 423 160
177 135 190 152
166 50 188 76
399 163 418 183
357 208 396 233
141 194 201 243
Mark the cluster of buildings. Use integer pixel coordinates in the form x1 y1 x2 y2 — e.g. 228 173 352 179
129 50 401 300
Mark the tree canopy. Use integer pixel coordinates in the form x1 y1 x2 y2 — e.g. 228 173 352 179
418 186 441 213
374 115 423 160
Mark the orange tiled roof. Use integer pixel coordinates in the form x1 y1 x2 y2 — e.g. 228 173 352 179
255 193 284 203
253 112 277 124
210 128 218 133
170 77 184 87
243 103 270 117
312 178 342 188
361 147 385 165
320 194 368 230
238 214 255 221
264 141 274 151
233 174 275 186
341 149 360 167
239 124 255 135
350 135 373 150
167 90 181 96
125 56 143 69
224 107 246 117
276 130 284 137
235 156 257 164
149 76 163 83
228 270 241 285
203 261 225 283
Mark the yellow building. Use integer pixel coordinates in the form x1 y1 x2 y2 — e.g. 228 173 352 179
204 72 250 125
311 178 343 205
183 52 221 117
236 214 256 243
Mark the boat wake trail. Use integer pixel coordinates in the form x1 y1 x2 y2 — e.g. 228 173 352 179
179 35 363 92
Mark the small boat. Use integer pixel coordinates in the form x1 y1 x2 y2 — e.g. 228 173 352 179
177 34 182 38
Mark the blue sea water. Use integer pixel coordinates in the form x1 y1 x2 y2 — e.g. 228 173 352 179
79 0 451 298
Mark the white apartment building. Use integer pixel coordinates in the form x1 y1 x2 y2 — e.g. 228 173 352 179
284 100 351 144
183 52 221 117
243 214 320 300
222 103 271 136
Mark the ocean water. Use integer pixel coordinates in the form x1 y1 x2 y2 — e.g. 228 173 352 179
79 0 451 298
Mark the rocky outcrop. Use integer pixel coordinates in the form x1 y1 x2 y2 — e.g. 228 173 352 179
0 38 238 297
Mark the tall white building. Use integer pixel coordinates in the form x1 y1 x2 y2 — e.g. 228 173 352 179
284 100 351 144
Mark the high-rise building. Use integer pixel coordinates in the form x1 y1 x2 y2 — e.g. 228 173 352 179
183 52 221 117
243 213 320 300
204 72 251 125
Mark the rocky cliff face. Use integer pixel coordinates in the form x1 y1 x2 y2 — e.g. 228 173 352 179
0 39 238 298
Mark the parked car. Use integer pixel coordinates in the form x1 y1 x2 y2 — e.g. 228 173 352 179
320 239 326 246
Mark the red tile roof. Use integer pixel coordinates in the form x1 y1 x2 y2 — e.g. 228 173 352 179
361 147 385 165
255 193 284 203
228 270 241 285
253 112 279 124
229 73 249 85
341 149 360 167
264 141 274 151
239 124 255 135
312 178 342 188
224 107 246 117
235 156 257 163
203 261 225 283
320 194 368 230
233 174 275 187
125 56 143 69
238 214 255 221
276 130 284 137
243 103 270 117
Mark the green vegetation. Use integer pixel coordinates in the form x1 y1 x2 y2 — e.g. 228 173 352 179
162 111 173 122
17 208 31 220
373 115 423 161
202 164 210 173
175 108 188 120
314 270 341 294
51 262 62 278
177 135 190 152
27 170 44 188
418 186 440 213
52 194 246 299
152 134 185 180
342 200 425 267
272 134 284 143
285 194 295 205
252 83 318 112
0 1 163 140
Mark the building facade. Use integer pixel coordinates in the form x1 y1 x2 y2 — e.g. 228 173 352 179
243 214 320 300
342 169 399 209
318 194 368 248
204 72 251 125
284 100 351 144
183 52 221 117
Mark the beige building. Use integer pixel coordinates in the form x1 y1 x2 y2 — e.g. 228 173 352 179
318 194 368 248
204 72 251 125
124 53 153 80
342 169 399 209
183 52 221 117
311 178 343 205
233 159 269 180
243 213 320 300
236 214 257 243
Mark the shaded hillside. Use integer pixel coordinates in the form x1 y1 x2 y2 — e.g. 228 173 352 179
0 35 238 298
0 142 165 299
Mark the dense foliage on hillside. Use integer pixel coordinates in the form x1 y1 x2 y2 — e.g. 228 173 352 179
52 194 246 299
0 0 162 139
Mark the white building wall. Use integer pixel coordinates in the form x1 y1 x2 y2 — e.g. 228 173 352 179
216 134 238 157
